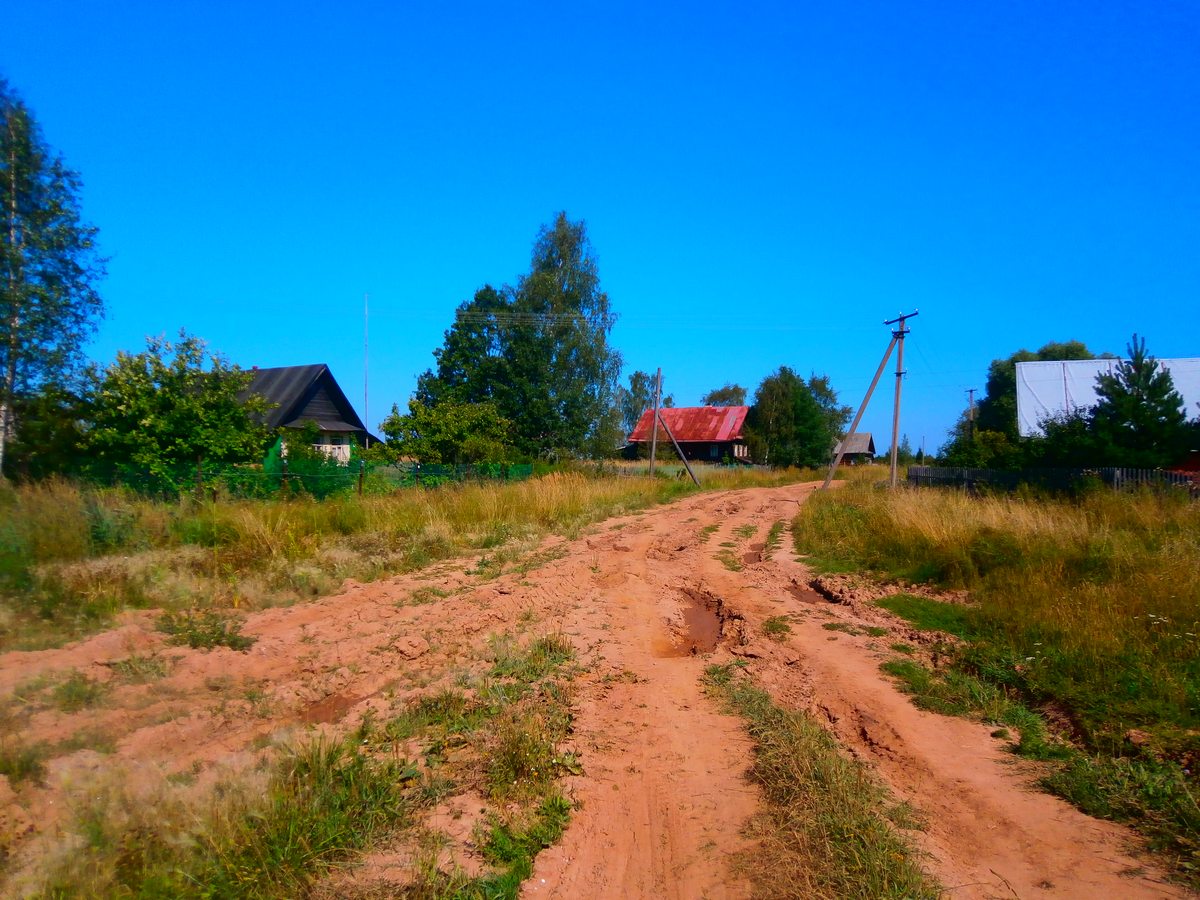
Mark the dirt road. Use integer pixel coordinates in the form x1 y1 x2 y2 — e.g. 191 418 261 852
0 482 1184 897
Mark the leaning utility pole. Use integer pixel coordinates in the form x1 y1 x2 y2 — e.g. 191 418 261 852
823 310 919 490
648 367 662 476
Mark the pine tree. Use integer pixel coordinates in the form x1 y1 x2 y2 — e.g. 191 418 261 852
1091 334 1192 468
1 79 105 477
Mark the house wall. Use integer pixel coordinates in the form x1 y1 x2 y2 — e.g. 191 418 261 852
312 433 354 463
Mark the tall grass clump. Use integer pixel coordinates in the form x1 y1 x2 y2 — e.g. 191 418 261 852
704 664 938 899
24 736 410 898
795 482 1200 867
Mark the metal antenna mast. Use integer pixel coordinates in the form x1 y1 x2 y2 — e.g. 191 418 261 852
364 292 370 449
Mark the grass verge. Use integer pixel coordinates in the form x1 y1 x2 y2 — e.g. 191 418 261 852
793 481 1200 853
703 663 938 899
14 630 581 897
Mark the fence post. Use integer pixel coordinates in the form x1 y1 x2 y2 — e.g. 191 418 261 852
358 459 364 496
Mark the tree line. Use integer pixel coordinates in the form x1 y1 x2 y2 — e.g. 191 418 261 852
939 337 1199 470
2 78 856 484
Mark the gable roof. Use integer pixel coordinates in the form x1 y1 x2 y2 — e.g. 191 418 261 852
629 406 749 443
834 432 875 456
244 364 371 435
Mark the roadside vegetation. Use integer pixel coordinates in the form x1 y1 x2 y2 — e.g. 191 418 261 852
794 481 1200 873
704 663 939 899
0 466 803 651
10 631 579 897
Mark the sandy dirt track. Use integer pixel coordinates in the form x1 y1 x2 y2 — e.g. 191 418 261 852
0 482 1186 898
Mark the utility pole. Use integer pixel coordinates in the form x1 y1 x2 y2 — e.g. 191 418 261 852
966 388 976 443
823 310 919 490
887 311 916 488
648 367 662 476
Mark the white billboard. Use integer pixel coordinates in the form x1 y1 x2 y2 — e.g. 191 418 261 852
1015 358 1200 437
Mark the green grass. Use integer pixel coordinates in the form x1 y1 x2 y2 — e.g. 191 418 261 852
38 736 413 897
764 519 786 558
733 524 758 539
157 609 255 651
714 548 743 572
762 616 793 641
704 664 939 899
795 482 1200 877
875 594 975 639
0 740 49 784
51 670 108 712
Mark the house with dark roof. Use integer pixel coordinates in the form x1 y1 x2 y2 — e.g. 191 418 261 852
833 432 875 464
245 364 377 462
627 406 750 462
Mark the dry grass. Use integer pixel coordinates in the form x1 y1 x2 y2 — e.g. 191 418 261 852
1 468 806 650
794 482 1200 869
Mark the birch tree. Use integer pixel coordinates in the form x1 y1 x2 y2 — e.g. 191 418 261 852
1 78 105 477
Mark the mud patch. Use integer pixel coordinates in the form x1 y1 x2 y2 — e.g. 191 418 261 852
300 692 363 725
657 588 744 657
786 580 825 604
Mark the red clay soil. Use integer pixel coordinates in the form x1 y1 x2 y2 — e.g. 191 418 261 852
0 482 1187 898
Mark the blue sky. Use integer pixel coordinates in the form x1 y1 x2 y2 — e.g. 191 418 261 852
3 1 1198 453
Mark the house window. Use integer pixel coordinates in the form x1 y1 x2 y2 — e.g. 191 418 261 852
710 444 719 459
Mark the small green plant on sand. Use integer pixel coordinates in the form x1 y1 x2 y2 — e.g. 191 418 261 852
157 609 255 651
762 617 792 641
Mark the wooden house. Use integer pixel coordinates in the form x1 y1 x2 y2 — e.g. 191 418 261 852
833 432 876 464
245 364 377 462
627 406 750 462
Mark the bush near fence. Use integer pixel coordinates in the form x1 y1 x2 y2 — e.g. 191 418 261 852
908 465 1198 496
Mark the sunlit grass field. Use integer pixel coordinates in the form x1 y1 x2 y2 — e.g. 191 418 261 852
0 465 809 650
794 481 1200 866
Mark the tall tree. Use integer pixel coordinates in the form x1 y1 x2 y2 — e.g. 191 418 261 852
941 339 1103 467
379 399 513 464
975 340 1098 439
806 374 852 443
417 213 622 458
700 383 747 407
746 367 844 468
415 285 511 408
1 79 105 477
87 332 272 491
617 370 674 436
1089 334 1193 468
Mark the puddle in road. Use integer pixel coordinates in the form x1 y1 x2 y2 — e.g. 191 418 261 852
656 588 725 657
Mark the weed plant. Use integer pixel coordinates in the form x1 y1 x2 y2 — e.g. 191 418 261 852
704 664 939 899
157 609 255 651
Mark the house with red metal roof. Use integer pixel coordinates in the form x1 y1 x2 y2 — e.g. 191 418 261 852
627 406 750 463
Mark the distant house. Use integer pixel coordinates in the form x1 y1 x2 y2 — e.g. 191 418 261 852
245 364 378 463
833 432 875 464
627 406 750 462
